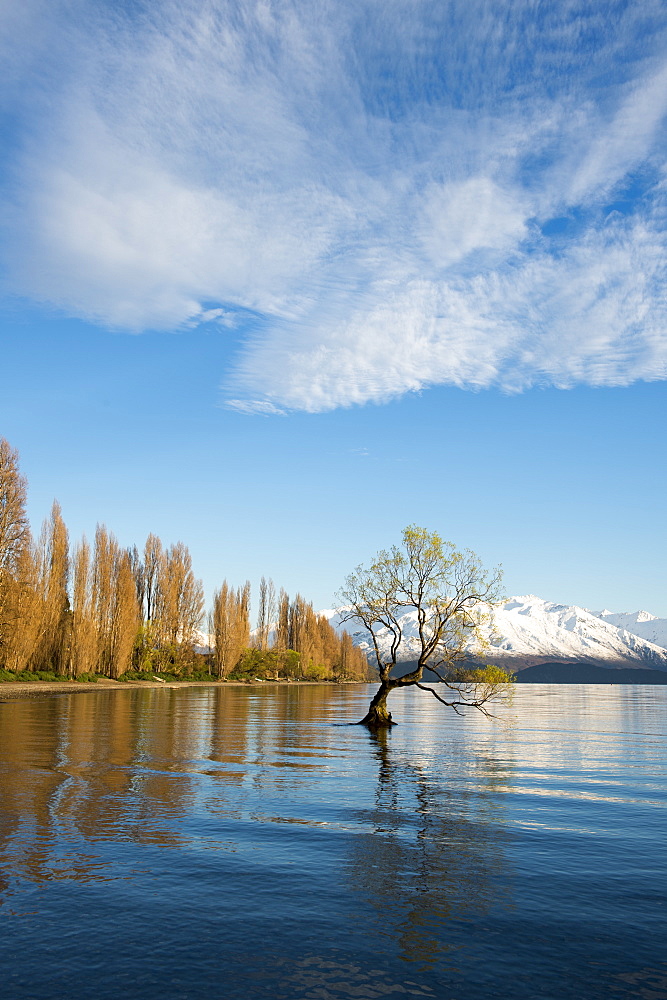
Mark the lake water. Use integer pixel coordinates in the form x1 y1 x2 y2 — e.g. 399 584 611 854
0 683 665 1000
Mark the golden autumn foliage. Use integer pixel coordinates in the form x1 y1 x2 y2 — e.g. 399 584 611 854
211 580 250 678
0 438 369 683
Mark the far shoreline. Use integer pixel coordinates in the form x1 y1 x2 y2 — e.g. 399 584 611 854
0 678 366 701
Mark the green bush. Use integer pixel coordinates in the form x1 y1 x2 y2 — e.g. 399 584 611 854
118 670 157 682
0 669 61 682
186 667 214 681
232 648 304 680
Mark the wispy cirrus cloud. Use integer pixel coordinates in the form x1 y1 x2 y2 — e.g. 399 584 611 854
1 0 666 411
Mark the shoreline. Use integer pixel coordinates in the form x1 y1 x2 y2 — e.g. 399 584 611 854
0 678 363 701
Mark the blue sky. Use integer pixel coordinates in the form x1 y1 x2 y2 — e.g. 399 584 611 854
1 0 666 616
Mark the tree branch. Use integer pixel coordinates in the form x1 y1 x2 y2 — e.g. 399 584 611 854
415 681 496 718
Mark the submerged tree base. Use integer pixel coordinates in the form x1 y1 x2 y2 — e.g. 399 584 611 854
358 681 398 727
358 709 396 728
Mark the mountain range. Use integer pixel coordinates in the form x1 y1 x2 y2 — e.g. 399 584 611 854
322 596 667 675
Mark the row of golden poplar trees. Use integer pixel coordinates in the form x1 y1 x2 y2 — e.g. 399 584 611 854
0 438 369 681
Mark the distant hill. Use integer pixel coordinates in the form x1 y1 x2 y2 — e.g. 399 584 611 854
322 594 667 679
513 662 667 684
388 660 667 684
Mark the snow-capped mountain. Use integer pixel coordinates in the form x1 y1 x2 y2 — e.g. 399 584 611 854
322 596 667 672
479 597 667 669
594 610 667 651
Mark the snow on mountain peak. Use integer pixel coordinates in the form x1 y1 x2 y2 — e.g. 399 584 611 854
322 595 667 672
594 609 667 651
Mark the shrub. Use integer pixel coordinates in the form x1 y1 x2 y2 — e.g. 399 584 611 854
118 670 155 682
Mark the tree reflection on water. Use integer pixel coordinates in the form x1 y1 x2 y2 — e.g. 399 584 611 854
0 689 203 891
345 725 514 972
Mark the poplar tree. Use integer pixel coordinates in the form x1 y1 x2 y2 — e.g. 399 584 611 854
255 576 276 651
211 581 250 678
128 532 165 661
110 551 140 677
127 544 145 616
92 525 139 678
0 438 31 667
0 439 30 578
143 533 163 627
275 589 290 651
33 501 70 674
1 546 42 672
264 591 369 681
288 594 307 655
157 542 205 649
69 538 98 677
339 630 355 679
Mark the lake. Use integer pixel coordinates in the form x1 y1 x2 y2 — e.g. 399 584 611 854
0 683 665 999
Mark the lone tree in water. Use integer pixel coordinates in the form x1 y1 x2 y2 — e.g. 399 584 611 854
337 526 512 727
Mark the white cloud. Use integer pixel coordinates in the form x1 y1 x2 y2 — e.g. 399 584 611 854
224 399 286 416
231 208 667 410
567 62 667 203
196 308 237 327
418 177 528 268
1 0 667 411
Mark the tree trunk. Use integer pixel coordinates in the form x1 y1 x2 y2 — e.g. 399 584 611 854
359 680 397 727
